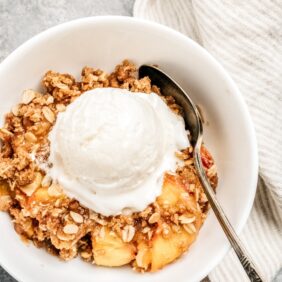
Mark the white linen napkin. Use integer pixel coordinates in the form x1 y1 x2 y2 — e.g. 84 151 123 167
134 1 282 281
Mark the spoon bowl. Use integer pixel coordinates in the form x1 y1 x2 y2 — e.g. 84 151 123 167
139 65 202 147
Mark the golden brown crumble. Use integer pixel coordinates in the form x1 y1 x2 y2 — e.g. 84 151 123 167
0 60 218 272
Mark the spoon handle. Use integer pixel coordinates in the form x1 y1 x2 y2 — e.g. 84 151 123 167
194 149 264 282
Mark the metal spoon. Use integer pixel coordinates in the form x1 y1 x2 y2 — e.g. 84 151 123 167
139 65 264 282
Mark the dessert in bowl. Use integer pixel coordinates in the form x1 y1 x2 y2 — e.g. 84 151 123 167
0 17 258 282
0 59 218 271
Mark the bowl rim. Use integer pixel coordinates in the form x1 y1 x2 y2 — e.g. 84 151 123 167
0 15 258 282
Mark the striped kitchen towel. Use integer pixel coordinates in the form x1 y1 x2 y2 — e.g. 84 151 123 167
133 1 282 281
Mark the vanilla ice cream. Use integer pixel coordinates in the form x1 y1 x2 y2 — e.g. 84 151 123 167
48 88 189 216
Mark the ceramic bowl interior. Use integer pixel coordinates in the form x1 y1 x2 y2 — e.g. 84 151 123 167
0 16 257 282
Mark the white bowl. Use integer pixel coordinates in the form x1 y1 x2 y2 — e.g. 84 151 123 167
0 16 258 282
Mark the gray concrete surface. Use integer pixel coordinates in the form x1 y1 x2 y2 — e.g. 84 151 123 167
0 1 133 281
0 0 134 62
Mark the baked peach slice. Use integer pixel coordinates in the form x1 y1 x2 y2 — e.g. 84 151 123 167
151 226 193 271
0 180 12 211
92 227 136 267
0 180 10 196
135 173 203 272
135 239 152 271
27 174 65 205
157 173 200 210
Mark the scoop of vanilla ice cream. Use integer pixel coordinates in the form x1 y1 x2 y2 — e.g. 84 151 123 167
48 88 189 216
